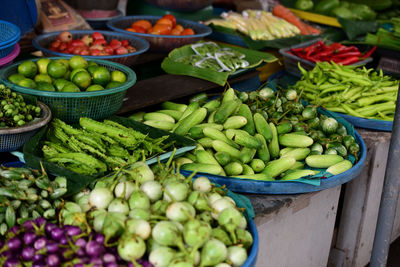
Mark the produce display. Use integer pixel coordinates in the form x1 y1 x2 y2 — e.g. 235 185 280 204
131 87 360 181
0 218 146 266
60 161 253 266
49 31 137 56
206 8 320 41
365 18 400 51
291 0 377 21
8 56 127 92
0 166 66 236
40 118 171 175
126 14 195 36
0 84 41 127
287 40 376 65
292 62 399 121
175 42 249 72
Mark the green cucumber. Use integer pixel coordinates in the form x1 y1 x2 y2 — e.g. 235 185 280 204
224 162 243 176
215 152 232 166
233 173 274 181
281 170 318 181
207 110 216 123
289 161 305 170
281 148 311 161
129 112 145 122
255 134 270 163
225 129 261 149
239 147 257 164
157 110 183 121
276 121 293 134
179 102 200 121
214 99 241 124
250 159 265 173
189 123 223 139
198 137 214 148
196 150 221 166
143 112 175 123
174 157 193 165
262 157 296 178
185 152 196 162
254 113 273 141
189 92 208 105
305 154 344 168
326 160 353 175
203 99 221 113
143 120 175 131
242 164 255 175
279 147 295 156
222 88 237 104
181 163 224 176
268 123 280 159
173 108 207 136
223 116 247 129
238 104 255 135
203 127 240 149
161 101 187 112
212 140 241 159
278 134 314 148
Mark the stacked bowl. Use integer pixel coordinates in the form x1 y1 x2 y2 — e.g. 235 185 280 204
0 20 21 69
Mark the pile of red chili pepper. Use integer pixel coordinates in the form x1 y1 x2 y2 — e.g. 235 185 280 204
287 40 376 65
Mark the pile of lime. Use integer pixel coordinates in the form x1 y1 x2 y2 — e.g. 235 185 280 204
8 56 127 92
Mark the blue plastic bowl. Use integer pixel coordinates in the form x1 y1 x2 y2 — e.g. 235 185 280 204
107 15 212 52
0 20 21 58
32 30 150 66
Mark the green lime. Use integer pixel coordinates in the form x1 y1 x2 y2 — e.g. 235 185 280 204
36 58 51 74
64 71 71 80
61 82 80 92
36 82 55 91
57 59 70 69
34 74 52 84
72 71 92 89
69 55 88 70
92 67 111 86
86 84 104 92
18 61 38 78
8 73 25 84
47 60 68 79
88 61 98 67
105 81 122 89
87 66 98 76
18 78 37 88
70 68 88 81
54 79 69 91
111 70 127 83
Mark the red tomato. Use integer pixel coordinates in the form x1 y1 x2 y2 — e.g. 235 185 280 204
180 28 195 35
90 49 101 56
121 40 130 47
59 42 68 51
89 44 104 51
93 39 107 46
50 40 61 49
149 24 171 35
125 45 137 53
92 32 105 40
109 39 122 50
72 47 82 55
156 18 173 28
70 39 85 47
132 20 152 31
162 14 176 27
79 49 90 56
115 46 128 55
103 46 114 55
66 45 74 53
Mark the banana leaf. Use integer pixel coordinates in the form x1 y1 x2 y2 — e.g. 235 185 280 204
23 116 196 196
161 42 277 86
338 17 380 40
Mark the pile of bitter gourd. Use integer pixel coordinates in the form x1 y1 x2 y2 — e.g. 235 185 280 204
41 118 170 175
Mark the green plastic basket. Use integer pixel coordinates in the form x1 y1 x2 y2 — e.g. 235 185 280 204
0 57 136 123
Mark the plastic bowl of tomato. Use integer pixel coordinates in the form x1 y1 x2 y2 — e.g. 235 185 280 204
107 15 212 52
33 30 150 66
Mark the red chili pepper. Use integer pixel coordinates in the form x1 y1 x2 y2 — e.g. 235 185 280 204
336 45 359 53
291 47 305 52
362 46 377 58
315 50 334 58
335 56 360 65
332 51 362 58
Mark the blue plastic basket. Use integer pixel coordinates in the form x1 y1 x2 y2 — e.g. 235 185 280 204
0 20 21 58
107 15 212 52
33 30 150 66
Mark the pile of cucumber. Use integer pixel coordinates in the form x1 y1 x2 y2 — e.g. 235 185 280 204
130 87 360 181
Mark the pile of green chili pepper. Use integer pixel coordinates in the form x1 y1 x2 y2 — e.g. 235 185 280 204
292 62 399 121
0 165 67 236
